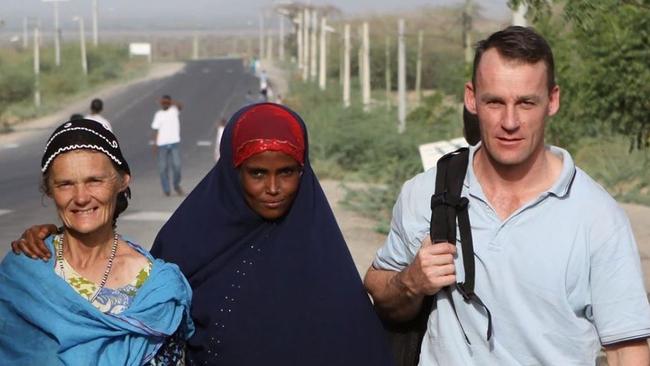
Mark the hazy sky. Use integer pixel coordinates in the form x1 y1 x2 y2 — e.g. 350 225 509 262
0 0 510 31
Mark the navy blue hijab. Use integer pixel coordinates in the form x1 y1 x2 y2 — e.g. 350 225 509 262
151 103 394 365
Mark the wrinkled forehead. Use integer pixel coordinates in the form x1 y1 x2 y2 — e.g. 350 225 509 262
48 149 118 176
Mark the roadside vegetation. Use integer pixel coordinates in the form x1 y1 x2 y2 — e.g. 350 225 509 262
285 1 649 232
0 43 148 129
286 79 462 233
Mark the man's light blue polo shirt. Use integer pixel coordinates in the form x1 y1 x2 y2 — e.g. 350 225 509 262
373 144 650 365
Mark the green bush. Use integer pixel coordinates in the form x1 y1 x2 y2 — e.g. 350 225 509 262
0 43 146 124
574 136 650 205
288 79 462 232
0 62 33 112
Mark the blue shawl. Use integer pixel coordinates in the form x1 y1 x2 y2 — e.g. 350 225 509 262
0 236 194 366
151 103 394 365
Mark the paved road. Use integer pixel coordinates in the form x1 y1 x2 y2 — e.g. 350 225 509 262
0 58 259 256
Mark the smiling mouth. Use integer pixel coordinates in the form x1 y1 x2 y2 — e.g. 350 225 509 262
71 207 98 215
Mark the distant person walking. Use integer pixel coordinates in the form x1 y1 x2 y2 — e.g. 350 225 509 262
85 98 113 132
213 118 226 162
151 95 184 197
259 70 269 102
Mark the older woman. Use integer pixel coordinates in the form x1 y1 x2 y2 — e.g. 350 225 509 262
0 119 194 365
13 104 395 365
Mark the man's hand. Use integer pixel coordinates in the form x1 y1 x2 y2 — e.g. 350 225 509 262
400 235 457 297
10 224 57 260
365 235 457 322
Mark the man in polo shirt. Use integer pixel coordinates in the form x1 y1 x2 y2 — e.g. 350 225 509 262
151 95 184 196
364 26 650 365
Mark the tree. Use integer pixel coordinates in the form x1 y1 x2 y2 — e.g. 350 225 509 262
510 0 650 149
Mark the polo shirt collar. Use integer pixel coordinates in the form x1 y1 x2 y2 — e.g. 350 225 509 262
465 143 577 199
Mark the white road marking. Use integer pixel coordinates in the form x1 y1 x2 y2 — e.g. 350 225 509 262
120 211 172 222
196 140 212 147
0 209 13 217
1 143 20 149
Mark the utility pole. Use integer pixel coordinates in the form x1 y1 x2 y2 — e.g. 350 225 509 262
279 14 285 61
23 17 29 49
463 0 473 64
339 35 344 85
91 0 98 46
192 32 199 60
343 24 350 108
397 19 406 133
362 22 370 111
259 13 265 59
358 25 363 91
310 11 318 81
302 8 310 81
73 16 87 75
385 36 391 110
267 35 273 61
296 13 303 69
34 26 41 108
512 3 528 26
415 30 423 106
318 17 327 90
43 0 69 67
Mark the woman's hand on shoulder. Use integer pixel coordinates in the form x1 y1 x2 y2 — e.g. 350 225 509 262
10 224 57 261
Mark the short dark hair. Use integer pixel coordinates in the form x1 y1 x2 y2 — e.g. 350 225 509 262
90 98 103 113
162 95 171 100
472 26 556 92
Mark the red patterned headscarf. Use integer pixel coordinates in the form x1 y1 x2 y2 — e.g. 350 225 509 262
232 103 305 167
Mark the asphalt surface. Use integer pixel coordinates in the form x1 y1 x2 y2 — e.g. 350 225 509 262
0 58 259 257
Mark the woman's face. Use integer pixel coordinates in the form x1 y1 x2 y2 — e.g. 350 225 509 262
47 150 130 235
239 151 302 220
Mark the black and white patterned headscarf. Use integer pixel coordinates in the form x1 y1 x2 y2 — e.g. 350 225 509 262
41 119 130 174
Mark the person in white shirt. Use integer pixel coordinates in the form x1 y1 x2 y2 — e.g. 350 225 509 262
151 95 184 196
85 98 113 132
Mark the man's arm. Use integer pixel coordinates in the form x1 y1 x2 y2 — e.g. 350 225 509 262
364 236 456 323
173 100 183 111
10 224 58 260
604 340 650 366
150 130 158 156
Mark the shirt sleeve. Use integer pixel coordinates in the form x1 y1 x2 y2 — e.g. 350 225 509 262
590 207 650 345
151 111 161 130
372 169 436 272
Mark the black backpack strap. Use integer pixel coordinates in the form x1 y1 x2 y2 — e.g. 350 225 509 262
430 147 492 344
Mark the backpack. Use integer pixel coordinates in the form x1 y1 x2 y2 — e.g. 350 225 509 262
382 147 492 366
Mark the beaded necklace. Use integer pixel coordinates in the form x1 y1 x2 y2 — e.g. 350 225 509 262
56 232 119 303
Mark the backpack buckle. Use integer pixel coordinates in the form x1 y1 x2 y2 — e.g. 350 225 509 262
431 192 469 211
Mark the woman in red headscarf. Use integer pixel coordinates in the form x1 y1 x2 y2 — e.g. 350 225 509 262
152 102 395 365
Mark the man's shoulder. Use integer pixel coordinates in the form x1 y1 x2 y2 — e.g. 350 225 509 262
400 167 438 200
567 167 629 225
572 167 620 206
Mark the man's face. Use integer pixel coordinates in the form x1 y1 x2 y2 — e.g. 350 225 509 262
161 97 171 110
465 48 560 168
